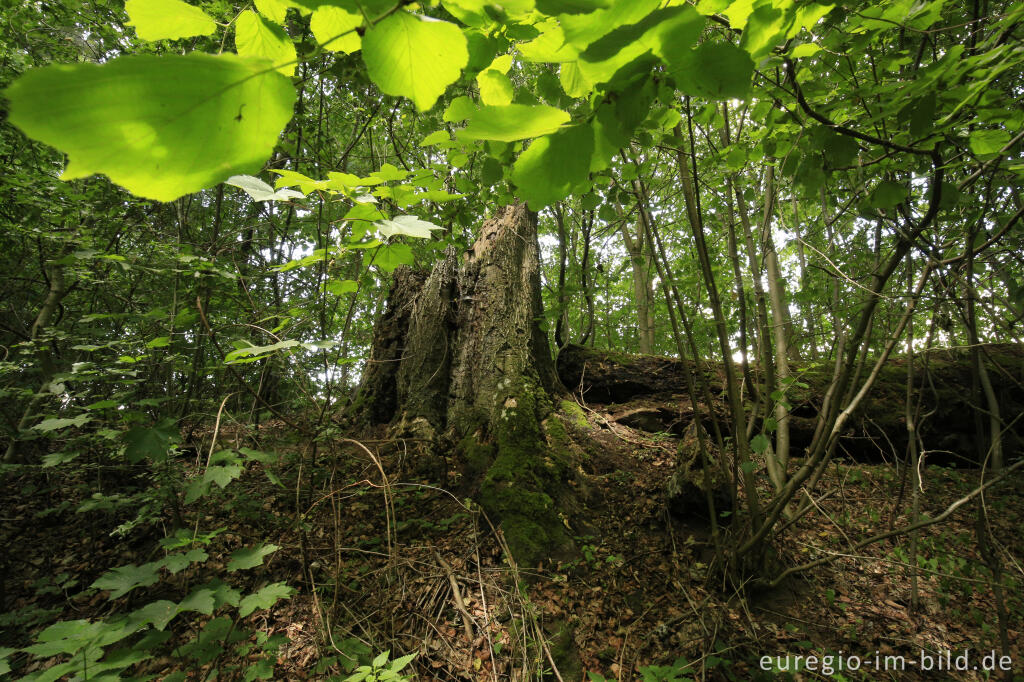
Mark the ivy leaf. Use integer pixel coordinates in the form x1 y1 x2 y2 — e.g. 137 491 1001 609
92 562 161 599
226 175 305 202
125 0 217 41
235 10 298 77
459 104 571 142
511 123 594 208
238 582 295 617
375 215 445 239
4 54 296 202
310 6 363 53
362 12 468 112
228 543 280 572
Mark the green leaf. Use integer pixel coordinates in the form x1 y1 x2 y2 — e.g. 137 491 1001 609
125 0 216 41
739 5 789 60
969 129 1010 156
536 0 611 14
161 549 209 574
203 464 244 489
511 123 594 208
124 420 178 463
420 130 452 146
369 243 415 272
362 11 468 111
311 6 363 54
750 434 770 454
228 543 280 572
92 562 161 599
477 69 515 105
238 582 295 617
4 54 296 202
790 42 820 58
255 0 290 23
236 10 298 77
868 180 908 209
375 215 445 239
390 652 417 672
326 279 359 295
517 19 579 62
130 600 178 631
460 104 571 142
559 0 661 49
444 95 476 122
32 414 91 432
225 339 301 363
373 650 391 668
226 175 305 202
0 647 13 676
178 588 217 615
665 41 753 100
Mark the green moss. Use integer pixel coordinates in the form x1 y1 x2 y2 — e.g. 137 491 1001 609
474 377 575 566
547 620 582 680
558 399 589 429
459 436 496 480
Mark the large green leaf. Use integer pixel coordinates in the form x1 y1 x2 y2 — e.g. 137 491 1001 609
228 543 280 572
511 124 594 208
310 5 363 53
664 41 753 100
92 562 161 599
536 0 611 14
125 0 216 41
4 54 296 202
559 0 661 48
969 128 1011 156
235 10 298 76
362 11 468 111
238 582 295 617
459 103 570 141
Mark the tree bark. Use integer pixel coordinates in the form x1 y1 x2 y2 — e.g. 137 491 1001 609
352 203 574 567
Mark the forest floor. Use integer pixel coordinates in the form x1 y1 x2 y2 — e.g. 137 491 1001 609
3 388 1023 681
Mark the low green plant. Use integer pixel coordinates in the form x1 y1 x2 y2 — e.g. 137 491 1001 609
343 649 417 682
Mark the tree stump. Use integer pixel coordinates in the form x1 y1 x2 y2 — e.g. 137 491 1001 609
352 203 576 566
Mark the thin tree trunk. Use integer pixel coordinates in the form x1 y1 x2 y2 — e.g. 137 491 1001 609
4 249 71 463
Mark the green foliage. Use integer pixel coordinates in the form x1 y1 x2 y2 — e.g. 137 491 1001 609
4 54 296 201
344 649 417 682
125 0 216 41
362 11 468 112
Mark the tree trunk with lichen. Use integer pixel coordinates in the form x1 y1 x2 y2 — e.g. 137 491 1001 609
352 203 577 568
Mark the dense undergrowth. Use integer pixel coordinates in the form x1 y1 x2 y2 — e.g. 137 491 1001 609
2 396 1021 681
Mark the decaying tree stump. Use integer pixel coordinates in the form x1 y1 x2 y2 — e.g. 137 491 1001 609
352 203 576 566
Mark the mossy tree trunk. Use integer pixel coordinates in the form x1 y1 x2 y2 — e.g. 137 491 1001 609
353 203 576 567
